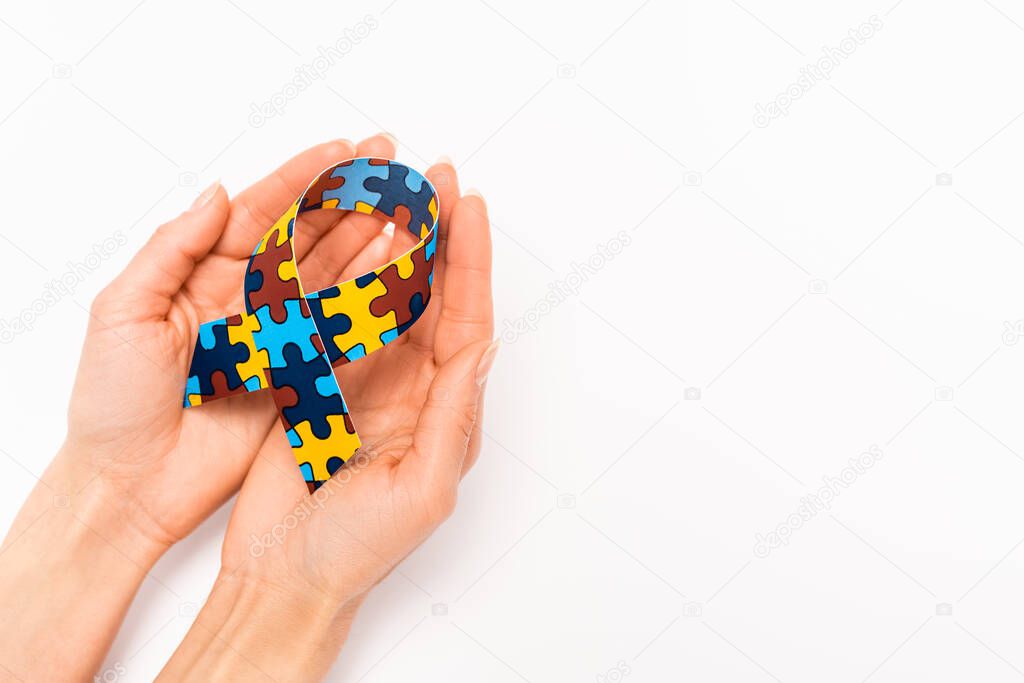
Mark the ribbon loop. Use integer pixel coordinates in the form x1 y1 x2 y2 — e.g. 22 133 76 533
183 158 438 491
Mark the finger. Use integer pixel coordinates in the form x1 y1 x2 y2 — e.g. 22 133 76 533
296 208 390 293
356 132 397 159
431 157 461 237
339 233 393 282
295 218 384 293
387 215 420 261
214 139 357 258
461 396 487 478
298 231 392 294
435 193 493 363
425 157 463 296
99 183 229 322
400 338 498 502
407 159 461 349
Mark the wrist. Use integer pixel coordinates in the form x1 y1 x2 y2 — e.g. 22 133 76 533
48 441 176 559
0 446 169 680
161 572 361 681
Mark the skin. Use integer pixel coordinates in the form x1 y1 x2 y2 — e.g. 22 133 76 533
0 134 496 682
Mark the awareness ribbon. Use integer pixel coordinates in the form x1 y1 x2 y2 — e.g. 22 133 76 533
183 158 437 492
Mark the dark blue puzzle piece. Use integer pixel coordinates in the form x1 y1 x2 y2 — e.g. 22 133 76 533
185 318 249 395
363 164 435 238
268 342 346 439
243 267 264 316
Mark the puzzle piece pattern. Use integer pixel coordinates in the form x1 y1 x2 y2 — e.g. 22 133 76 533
183 158 438 489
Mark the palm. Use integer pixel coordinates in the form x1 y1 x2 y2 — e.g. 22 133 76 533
67 252 273 537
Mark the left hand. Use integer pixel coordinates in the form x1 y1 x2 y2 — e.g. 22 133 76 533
0 135 406 681
63 135 401 548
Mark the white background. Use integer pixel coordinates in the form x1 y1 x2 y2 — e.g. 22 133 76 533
2 0 1024 681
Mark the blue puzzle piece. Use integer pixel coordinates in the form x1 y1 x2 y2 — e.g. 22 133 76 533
183 375 201 406
251 300 321 368
344 343 366 362
198 317 227 350
319 159 389 212
425 229 437 262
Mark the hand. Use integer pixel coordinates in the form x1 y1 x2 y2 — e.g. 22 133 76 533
64 134 405 547
0 135 421 681
160 159 497 681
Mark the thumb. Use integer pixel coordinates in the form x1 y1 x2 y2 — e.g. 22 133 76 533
402 338 500 498
95 181 229 321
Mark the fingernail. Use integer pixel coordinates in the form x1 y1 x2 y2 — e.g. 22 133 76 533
464 188 486 212
378 131 398 148
435 154 453 166
475 338 501 386
191 180 220 210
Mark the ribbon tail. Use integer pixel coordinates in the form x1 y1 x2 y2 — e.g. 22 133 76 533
183 314 269 408
266 348 361 492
